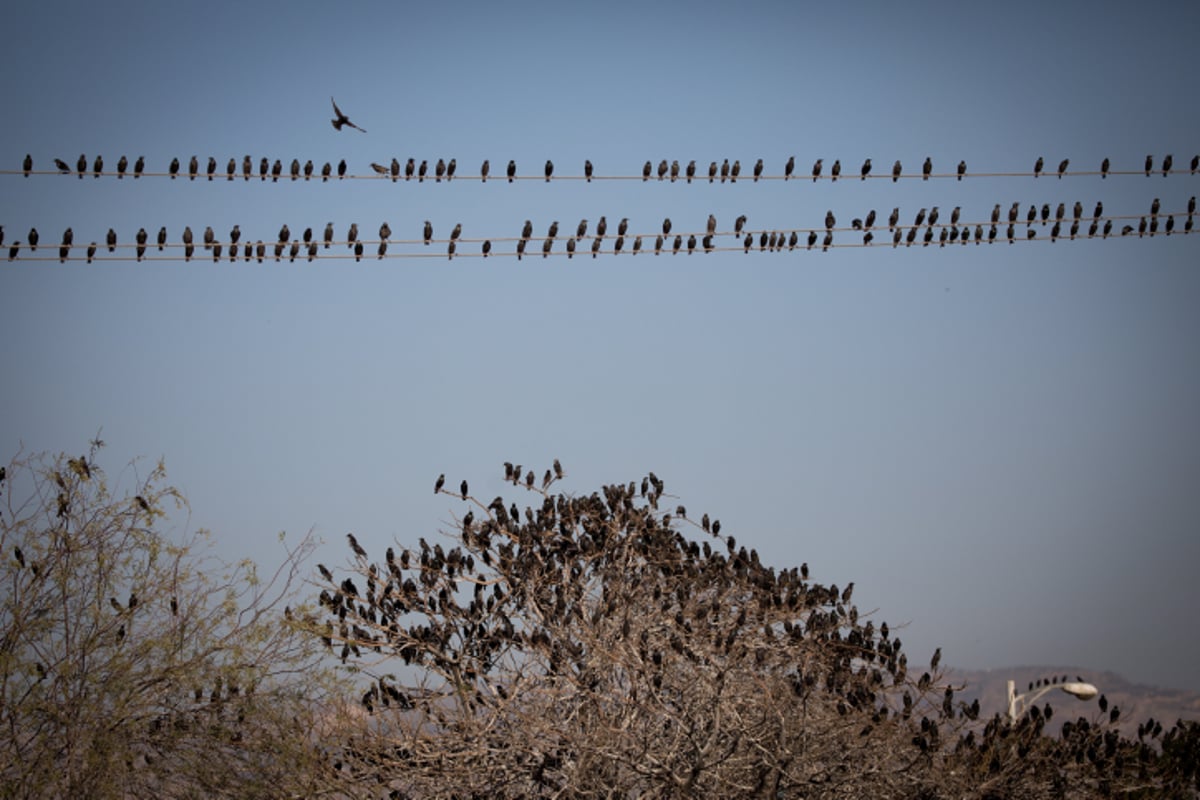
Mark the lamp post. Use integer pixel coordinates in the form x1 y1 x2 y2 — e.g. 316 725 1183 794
1007 678 1098 722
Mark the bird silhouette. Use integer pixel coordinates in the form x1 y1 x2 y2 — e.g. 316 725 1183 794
157 226 167 251
584 159 593 182
785 156 795 180
1034 156 1043 177
1162 154 1172 177
117 156 127 177
169 157 179 179
687 159 697 182
93 154 103 178
436 158 446 181
860 158 871 180
831 159 841 181
482 239 491 257
1101 157 1110 178
754 158 764 181
1144 154 1153 176
922 157 932 180
207 156 216 180
330 97 366 132
188 155 197 180
77 153 87 177
480 159 489 181
107 228 117 252
545 159 554 181
23 153 33 176
892 160 901 182
54 158 70 173
446 158 456 180
424 221 433 245
670 160 680 182
507 160 516 182
1056 158 1069 178
957 160 966 180
658 159 668 180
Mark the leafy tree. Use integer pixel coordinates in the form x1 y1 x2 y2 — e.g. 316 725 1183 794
0 443 347 799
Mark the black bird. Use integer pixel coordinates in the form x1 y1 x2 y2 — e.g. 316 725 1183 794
347 223 358 249
134 156 145 177
1144 154 1153 176
950 206 960 226
272 159 282 181
1027 205 1037 226
307 242 317 261
77 153 87 177
237 155 249 180
633 235 642 254
662 217 672 235
435 158 446 181
446 158 456 180
389 158 400 181
1009 202 1020 223
424 221 433 245
822 231 833 251
670 160 680 182
1162 154 1172 177
169 157 180 179
482 239 491 257
687 160 696 183
1189 195 1196 215
892 160 901 182
106 228 117 252
734 215 746 236
708 161 718 182
592 236 602 257
991 204 1001 224
86 242 96 263
188 155 198 180
354 241 363 261
889 207 900 229
658 159 668 180
830 159 840 181
379 222 391 241
1101 157 1110 178
655 234 664 255
54 157 71 173
576 219 588 240
23 153 32 176
207 156 216 180
1040 203 1050 225
548 220 559 238
812 158 822 181
687 234 696 254
673 234 682 254
481 159 489 181
28 227 39 250
957 160 966 180
225 157 236 180
545 159 553 181
708 214 718 235
922 157 932 180
521 219 533 240
7 241 17 260
93 154 104 178
721 158 730 182
517 238 527 260
914 208 926 227
644 160 653 181
338 159 347 179
330 96 366 132
743 233 752 253
507 160 516 182
928 206 939 226
825 210 835 230
860 158 871 180
1073 201 1082 221
865 209 876 229
301 226 311 244
117 155 127 177
1057 158 1069 178
1034 156 1043 177
279 224 290 243
584 159 593 182
451 223 462 241
754 158 764 181
788 231 798 250
321 222 334 250
290 158 300 180
807 230 818 249
157 226 167 251
785 156 795 180
1150 197 1160 217
135 228 148 261
370 162 389 177
618 217 629 236
614 235 625 253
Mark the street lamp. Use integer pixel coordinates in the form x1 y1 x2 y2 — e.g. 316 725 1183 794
1008 677 1098 721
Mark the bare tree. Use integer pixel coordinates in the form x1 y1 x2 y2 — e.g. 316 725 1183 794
0 443 348 799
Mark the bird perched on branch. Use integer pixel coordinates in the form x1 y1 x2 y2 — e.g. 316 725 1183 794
330 97 366 132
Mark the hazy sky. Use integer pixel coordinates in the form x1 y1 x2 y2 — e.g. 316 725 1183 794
2 0 1199 695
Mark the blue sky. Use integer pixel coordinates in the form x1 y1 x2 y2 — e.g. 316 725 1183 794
2 0 1199 695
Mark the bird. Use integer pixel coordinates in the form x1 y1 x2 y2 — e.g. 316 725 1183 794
1034 156 1044 177
279 224 290 243
892 160 901 182
134 156 145 178
592 236 602 257
207 156 216 180
1101 157 1110 178
77 153 87 177
785 156 795 180
168 157 180 179
157 226 167 251
576 219 588 240
521 220 533 240
673 234 682 254
1057 158 1069 178
480 159 489 181
889 208 900 229
633 235 643 254
922 157 932 180
670 160 680 182
272 159 282 181
379 222 391 241
424 221 433 245
54 158 71 173
516 239 527 260
548 221 559 238
655 234 664 255
507 160 516 182
542 238 553 259
721 158 730 182
188 155 197 180
950 206 961 226
27 227 39 251
545 159 554 181
354 241 363 261
1162 154 1173 177
23 153 32 176
451 223 462 241
860 158 871 180
1151 197 1160 217
584 159 593 182
734 215 746 236
865 209 876 229
660 217 672 236
117 156 128 177
446 158 456 180
93 154 104 178
1145 154 1153 176
338 159 347 179
754 158 764 182
708 161 718 182
825 210 835 230
707 215 718 235
687 160 696 183
482 239 491 257
347 223 358 249
106 228 117 252
435 158 446 181
928 206 940 226
618 217 629 236
914 208 926 227
658 159 668 180
390 158 400 181
330 97 366 132
371 162 389 177
290 158 300 180
643 160 654 182
687 234 696 254
743 233 752 253
86 242 96 263
830 159 840 181
135 228 148 261
957 160 966 181
224 157 235 180
1192 155 1200 174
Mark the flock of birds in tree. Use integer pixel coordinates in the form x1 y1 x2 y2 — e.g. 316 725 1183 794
4 193 1195 263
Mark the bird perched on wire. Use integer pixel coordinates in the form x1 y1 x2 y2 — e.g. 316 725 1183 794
330 97 366 132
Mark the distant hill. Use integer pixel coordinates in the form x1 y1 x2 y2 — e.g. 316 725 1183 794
947 665 1200 738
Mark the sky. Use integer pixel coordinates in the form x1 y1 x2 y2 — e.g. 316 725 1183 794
2 0 1199 696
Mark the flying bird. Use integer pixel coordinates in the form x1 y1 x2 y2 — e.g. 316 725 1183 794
330 97 366 132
